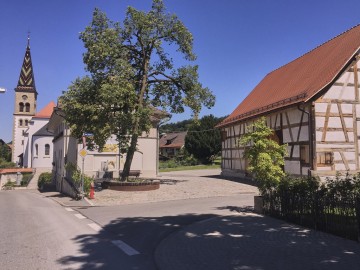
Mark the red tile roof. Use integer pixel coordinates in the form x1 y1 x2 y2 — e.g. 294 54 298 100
159 132 187 149
218 24 360 128
34 101 56 119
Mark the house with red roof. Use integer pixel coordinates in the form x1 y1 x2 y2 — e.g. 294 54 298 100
217 24 360 178
159 131 187 158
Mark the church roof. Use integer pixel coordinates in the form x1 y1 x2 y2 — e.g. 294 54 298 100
218 24 360 128
34 101 56 119
33 123 53 137
16 37 37 93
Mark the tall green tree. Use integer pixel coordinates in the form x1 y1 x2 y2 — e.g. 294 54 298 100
185 115 224 164
61 0 215 180
239 117 287 194
0 143 11 162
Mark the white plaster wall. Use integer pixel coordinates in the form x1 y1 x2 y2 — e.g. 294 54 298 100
12 115 33 165
71 128 159 178
32 136 53 169
301 167 310 176
292 145 300 158
284 160 301 175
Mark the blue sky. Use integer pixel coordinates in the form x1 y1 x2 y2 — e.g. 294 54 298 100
0 0 359 142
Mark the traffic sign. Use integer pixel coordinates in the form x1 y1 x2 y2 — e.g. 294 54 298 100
79 149 88 158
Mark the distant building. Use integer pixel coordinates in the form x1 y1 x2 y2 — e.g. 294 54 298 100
47 105 168 198
159 131 187 158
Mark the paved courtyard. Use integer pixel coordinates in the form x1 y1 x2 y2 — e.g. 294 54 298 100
91 169 259 206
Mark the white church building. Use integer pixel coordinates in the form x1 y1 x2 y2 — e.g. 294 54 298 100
12 38 54 170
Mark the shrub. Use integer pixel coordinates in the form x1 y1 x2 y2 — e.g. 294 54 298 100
38 172 53 189
21 173 33 187
0 158 16 169
239 117 287 194
66 162 92 196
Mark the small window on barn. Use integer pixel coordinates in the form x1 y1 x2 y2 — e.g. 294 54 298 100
300 145 310 164
317 152 333 165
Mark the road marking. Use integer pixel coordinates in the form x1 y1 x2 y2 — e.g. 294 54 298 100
111 240 140 256
88 223 102 232
65 207 74 212
74 213 86 219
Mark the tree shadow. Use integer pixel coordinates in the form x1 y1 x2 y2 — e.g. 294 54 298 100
216 205 254 213
202 174 258 187
57 206 360 270
159 179 188 185
57 213 218 270
156 214 360 270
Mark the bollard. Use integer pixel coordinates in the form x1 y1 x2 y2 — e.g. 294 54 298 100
89 182 95 199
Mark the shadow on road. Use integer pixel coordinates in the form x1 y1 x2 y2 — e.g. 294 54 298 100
56 211 360 270
156 214 360 270
202 174 258 187
57 213 218 270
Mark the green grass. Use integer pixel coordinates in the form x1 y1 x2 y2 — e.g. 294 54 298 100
159 164 220 172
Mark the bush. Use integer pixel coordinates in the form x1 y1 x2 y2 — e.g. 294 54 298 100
21 173 33 187
66 162 92 197
321 172 360 200
0 158 16 169
38 172 53 189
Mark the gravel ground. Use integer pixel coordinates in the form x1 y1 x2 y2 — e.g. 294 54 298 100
92 169 259 206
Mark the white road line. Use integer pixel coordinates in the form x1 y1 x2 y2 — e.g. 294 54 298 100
88 223 102 232
111 240 140 256
65 207 74 212
74 213 86 219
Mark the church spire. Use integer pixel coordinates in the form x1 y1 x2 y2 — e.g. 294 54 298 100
16 36 36 93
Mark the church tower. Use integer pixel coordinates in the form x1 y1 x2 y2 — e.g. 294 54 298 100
12 37 38 165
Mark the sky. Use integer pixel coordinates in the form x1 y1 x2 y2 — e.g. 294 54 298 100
0 0 359 143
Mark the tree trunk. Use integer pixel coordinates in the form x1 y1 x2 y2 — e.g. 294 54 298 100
121 133 138 181
120 57 149 181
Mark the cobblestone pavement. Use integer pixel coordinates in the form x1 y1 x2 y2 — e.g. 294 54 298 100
92 169 259 206
155 212 360 270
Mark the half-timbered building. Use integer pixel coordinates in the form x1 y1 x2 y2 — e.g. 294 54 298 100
217 24 360 178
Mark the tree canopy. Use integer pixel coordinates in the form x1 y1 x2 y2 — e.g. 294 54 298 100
185 115 225 164
61 0 215 180
239 117 287 194
159 118 194 133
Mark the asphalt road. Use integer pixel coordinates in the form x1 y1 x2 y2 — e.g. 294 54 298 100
75 194 255 270
0 189 254 269
0 190 150 270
